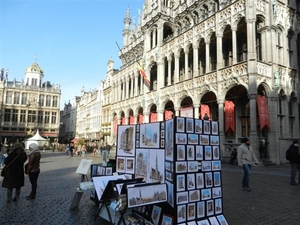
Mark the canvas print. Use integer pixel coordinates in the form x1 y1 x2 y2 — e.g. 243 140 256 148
186 145 195 160
196 146 203 160
195 119 202 134
204 146 212 160
176 133 187 144
214 172 221 186
135 149 149 181
188 161 198 172
166 181 174 207
177 174 186 191
189 189 200 202
177 191 189 204
206 200 214 216
116 157 125 173
148 149 165 183
202 161 211 171
188 134 198 145
209 216 220 225
177 117 185 132
117 125 136 156
217 215 229 225
140 123 160 148
215 198 222 214
210 135 219 145
211 121 219 135
165 120 174 161
176 161 187 173
127 183 167 208
186 118 194 133
161 214 173 225
177 145 186 161
205 172 213 188
212 161 221 171
201 188 211 200
151 205 162 225
199 135 209 145
196 173 204 189
212 187 222 198
187 203 196 220
212 146 220 160
197 201 205 219
203 120 211 134
187 173 195 190
125 157 135 174
177 204 187 223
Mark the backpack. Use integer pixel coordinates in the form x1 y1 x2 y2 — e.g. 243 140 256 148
286 148 291 161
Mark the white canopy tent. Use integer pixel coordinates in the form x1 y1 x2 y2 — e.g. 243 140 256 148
25 129 48 149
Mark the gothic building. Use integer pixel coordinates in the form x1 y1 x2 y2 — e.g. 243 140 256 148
0 62 61 143
101 0 300 165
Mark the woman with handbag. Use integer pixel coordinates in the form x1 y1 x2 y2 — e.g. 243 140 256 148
1 143 27 203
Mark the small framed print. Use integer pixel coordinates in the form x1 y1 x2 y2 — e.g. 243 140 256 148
177 191 189 204
136 125 140 132
166 171 173 182
196 173 204 189
161 122 165 130
116 157 125 173
212 161 221 171
188 134 198 144
177 145 186 161
177 204 187 223
161 214 173 225
209 216 220 225
161 139 165 148
195 119 202 134
161 130 165 139
206 200 214 216
210 135 219 145
176 161 187 173
166 181 174 207
203 120 211 134
106 167 113 175
186 118 194 133
217 215 229 225
215 198 222 214
212 146 220 160
125 157 135 174
214 172 221 186
187 145 195 160
176 133 187 144
197 201 205 219
212 187 222 198
189 189 200 202
199 135 209 145
165 161 172 171
204 146 212 160
187 173 195 190
197 219 210 225
151 205 162 225
177 117 185 132
205 172 213 188
188 161 198 172
211 121 218 135
136 140 140 147
177 174 186 191
202 161 211 172
196 146 203 160
201 188 211 200
187 203 196 220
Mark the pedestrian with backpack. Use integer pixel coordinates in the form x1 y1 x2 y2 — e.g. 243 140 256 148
287 140 300 185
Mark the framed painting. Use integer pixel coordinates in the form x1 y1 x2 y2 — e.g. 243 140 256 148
217 215 229 225
177 204 187 223
186 118 194 133
213 172 221 186
188 134 198 145
177 145 186 161
148 149 165 183
177 117 185 132
106 167 113 176
139 123 160 148
205 172 213 188
215 198 222 214
125 157 135 174
166 181 174 207
187 173 195 190
210 135 219 145
195 119 202 134
197 201 205 219
203 120 211 134
187 203 196 221
165 119 174 161
116 157 125 173
189 189 200 202
176 133 187 144
196 173 204 189
202 161 211 172
199 135 209 145
117 125 136 156
206 200 214 216
212 146 220 160
186 145 195 160
176 161 187 173
176 174 186 191
212 161 221 171
204 146 212 160
135 149 149 181
212 187 222 198
196 146 203 160
161 214 173 225
201 188 211 200
165 161 172 171
166 171 173 182
211 121 219 135
188 161 198 172
177 191 189 204
151 205 162 225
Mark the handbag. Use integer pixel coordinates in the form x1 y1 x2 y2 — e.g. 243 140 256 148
0 154 20 177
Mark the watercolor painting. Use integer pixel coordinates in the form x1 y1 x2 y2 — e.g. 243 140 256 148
117 125 136 156
140 123 160 148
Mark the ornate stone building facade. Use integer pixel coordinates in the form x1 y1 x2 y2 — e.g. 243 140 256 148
101 0 300 164
0 62 61 143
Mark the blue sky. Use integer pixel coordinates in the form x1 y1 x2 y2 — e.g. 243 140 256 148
0 0 143 109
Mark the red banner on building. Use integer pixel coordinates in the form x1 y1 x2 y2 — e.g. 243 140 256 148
113 117 118 135
257 95 270 130
224 100 235 132
138 114 144 124
200 104 210 120
129 116 134 125
150 113 157 122
164 110 173 120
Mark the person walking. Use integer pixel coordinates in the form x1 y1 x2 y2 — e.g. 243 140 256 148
25 143 41 200
229 147 237 165
2 143 27 203
287 140 300 185
237 138 259 191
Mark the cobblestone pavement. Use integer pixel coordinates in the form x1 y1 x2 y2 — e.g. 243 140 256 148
0 152 299 225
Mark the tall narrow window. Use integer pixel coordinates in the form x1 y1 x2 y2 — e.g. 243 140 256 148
38 111 43 123
27 110 36 123
4 109 11 122
21 93 28 105
6 91 12 104
52 96 58 107
44 111 50 123
51 112 57 124
12 109 18 122
46 95 51 107
39 94 44 107
20 110 26 122
14 92 20 104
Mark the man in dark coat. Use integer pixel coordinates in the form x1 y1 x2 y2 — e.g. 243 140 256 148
2 143 27 203
288 140 300 185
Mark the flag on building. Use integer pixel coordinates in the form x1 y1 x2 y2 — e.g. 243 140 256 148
137 62 150 86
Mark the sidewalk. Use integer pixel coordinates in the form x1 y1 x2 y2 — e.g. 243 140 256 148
0 152 298 225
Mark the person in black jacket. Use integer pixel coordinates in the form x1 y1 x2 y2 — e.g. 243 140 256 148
288 140 300 185
2 143 27 203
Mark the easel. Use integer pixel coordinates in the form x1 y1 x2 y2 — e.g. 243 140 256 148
80 174 88 182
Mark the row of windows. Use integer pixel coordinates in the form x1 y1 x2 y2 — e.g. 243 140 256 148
4 109 57 124
5 92 58 107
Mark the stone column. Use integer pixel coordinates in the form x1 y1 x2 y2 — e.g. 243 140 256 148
217 99 225 155
174 52 180 83
175 107 180 116
144 112 150 123
193 45 199 77
248 93 259 155
194 104 200 119
126 77 129 99
157 59 164 89
168 56 172 85
216 34 223 69
134 73 138 96
268 96 280 165
158 110 164 122
205 41 210 73
232 27 237 64
184 49 189 79
133 114 138 124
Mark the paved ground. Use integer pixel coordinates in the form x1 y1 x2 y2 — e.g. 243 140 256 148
0 151 299 225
